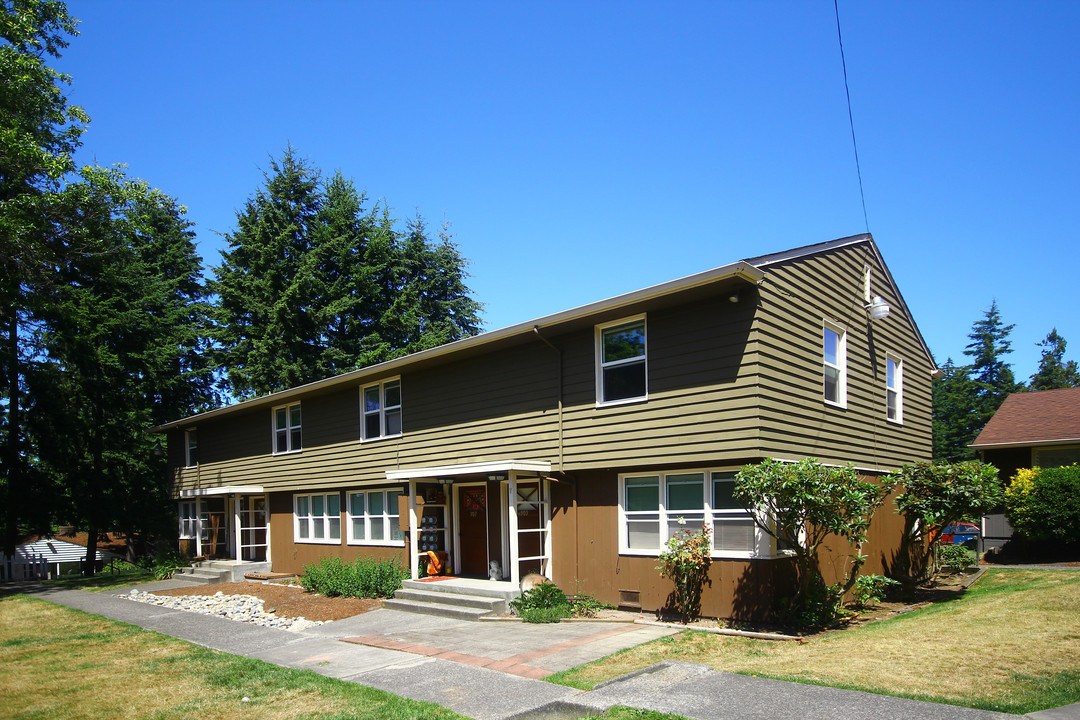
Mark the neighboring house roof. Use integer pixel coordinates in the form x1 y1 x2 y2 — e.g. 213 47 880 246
4 537 119 563
153 233 934 432
971 387 1080 449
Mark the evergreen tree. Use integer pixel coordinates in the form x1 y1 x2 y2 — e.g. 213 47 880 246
213 148 323 399
963 300 1020 431
1029 328 1080 391
1 0 88 557
36 166 215 571
214 151 483 399
932 358 980 461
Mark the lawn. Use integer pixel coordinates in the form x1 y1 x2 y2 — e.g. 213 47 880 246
547 569 1080 715
0 592 470 720
0 592 688 720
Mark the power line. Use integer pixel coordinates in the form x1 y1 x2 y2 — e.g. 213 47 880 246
834 0 869 235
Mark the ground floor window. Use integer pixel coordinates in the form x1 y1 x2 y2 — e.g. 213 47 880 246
347 489 404 545
179 500 199 539
294 492 341 543
619 469 763 558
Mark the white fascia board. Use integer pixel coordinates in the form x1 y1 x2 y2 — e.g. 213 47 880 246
152 262 763 433
386 460 552 481
178 485 265 497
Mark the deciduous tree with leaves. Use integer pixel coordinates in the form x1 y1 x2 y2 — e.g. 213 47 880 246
734 458 890 626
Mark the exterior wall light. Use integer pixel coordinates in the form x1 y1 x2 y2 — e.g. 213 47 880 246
866 295 890 321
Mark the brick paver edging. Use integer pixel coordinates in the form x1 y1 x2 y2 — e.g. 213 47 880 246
341 624 642 679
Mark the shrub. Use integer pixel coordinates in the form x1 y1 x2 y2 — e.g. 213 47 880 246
300 555 408 598
510 581 572 623
136 549 188 581
850 574 899 609
937 543 976 572
656 524 712 623
1005 464 1080 544
567 593 611 618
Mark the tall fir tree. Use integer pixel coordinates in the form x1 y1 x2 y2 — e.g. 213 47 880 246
213 148 323 399
1028 328 1080 391
35 166 216 570
1 0 88 556
963 300 1021 432
931 358 980 461
214 151 483 399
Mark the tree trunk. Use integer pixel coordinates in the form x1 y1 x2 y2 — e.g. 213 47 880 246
2 298 20 559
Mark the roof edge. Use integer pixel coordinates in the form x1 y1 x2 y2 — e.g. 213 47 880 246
153 261 764 432
971 437 1080 450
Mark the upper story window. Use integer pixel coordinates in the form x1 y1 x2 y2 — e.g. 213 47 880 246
886 355 903 423
184 429 198 467
362 379 402 440
823 322 847 407
347 489 405 545
273 402 302 454
597 316 647 406
294 492 341 544
618 470 761 558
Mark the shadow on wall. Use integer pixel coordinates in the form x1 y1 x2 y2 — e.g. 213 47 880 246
728 557 797 624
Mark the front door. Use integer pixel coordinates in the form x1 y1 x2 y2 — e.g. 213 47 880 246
457 484 488 577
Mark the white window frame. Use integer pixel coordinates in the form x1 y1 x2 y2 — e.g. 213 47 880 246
596 315 648 407
293 492 341 544
361 378 402 441
272 402 302 455
886 354 903 424
184 429 198 467
823 321 847 408
179 500 199 539
617 469 776 559
346 489 405 546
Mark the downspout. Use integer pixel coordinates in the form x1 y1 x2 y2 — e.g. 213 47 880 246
532 326 563 472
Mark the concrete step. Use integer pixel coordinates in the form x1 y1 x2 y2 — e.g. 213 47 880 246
392 588 507 613
401 579 519 602
382 597 496 621
171 566 230 585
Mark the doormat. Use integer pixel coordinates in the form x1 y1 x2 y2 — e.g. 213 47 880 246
415 575 460 582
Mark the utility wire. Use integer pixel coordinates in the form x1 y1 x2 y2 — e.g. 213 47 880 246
834 0 869 235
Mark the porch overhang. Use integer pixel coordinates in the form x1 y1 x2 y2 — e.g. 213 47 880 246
178 485 265 497
386 460 551 481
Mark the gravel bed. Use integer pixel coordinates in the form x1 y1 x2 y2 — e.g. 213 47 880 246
120 588 323 631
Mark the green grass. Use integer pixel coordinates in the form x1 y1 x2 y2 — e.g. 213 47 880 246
0 593 665 720
43 570 156 592
548 569 1080 715
0 593 467 720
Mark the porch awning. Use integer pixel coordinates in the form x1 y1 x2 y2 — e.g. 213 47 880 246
178 485 265 497
385 460 551 481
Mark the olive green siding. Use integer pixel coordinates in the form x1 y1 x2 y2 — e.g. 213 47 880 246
170 238 933 496
753 244 932 469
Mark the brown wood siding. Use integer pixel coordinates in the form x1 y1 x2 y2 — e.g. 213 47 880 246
267 491 409 575
551 468 905 621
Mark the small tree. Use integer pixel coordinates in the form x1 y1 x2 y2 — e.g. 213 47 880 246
734 458 890 623
656 524 712 623
889 460 1001 586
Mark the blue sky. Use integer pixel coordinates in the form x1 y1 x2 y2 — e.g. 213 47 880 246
55 1 1079 382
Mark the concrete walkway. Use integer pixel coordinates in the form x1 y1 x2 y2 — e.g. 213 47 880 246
9 581 1079 720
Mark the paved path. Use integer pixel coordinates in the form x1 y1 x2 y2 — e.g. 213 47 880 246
8 581 1078 720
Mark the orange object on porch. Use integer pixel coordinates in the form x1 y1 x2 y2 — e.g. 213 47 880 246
423 550 449 576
